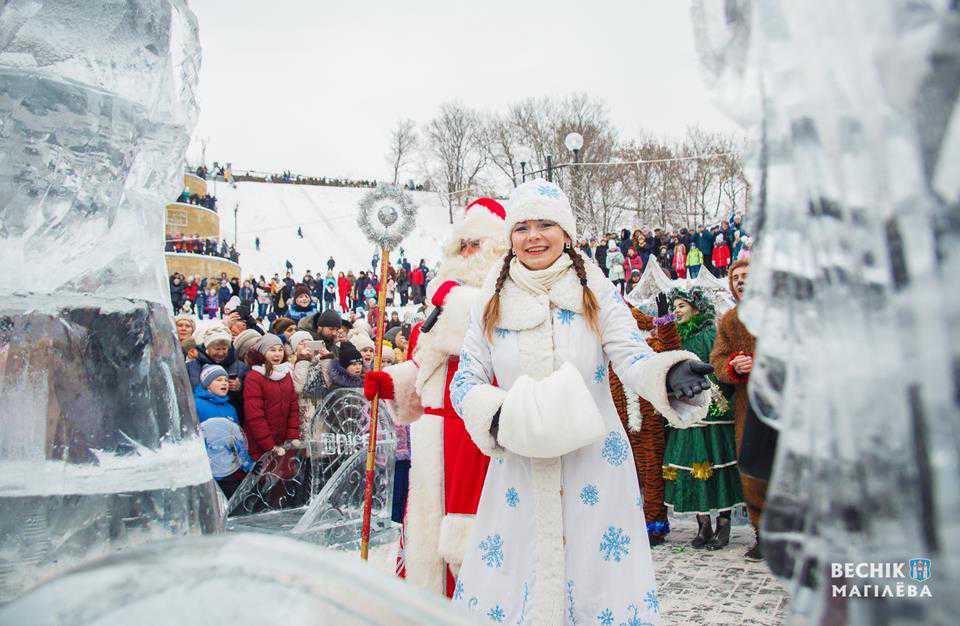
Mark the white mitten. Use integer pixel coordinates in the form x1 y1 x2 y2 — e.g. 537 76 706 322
497 362 606 458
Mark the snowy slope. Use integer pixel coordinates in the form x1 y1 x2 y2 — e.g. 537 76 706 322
208 180 456 279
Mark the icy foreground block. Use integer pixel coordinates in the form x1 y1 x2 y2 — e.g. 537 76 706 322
0 534 475 625
691 2 959 625
0 0 220 604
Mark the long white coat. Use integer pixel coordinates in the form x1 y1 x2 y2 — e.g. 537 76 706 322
450 257 708 625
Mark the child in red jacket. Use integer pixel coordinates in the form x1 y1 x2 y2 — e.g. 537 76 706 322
711 233 732 276
242 333 300 459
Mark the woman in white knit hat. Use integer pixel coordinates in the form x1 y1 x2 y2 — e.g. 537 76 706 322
449 179 714 625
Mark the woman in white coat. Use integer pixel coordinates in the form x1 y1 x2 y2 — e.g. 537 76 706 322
450 179 714 625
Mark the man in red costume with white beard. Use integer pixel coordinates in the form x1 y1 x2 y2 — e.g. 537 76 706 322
364 198 508 597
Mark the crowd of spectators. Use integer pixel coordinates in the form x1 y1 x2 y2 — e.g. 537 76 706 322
189 161 424 191
176 187 218 212
172 264 420 514
166 234 239 263
577 212 751 293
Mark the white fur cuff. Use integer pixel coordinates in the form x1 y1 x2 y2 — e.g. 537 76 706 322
459 384 506 456
497 362 606 458
633 350 710 428
383 360 422 425
438 514 474 565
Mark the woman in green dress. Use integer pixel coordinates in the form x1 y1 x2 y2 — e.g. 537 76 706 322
662 287 743 550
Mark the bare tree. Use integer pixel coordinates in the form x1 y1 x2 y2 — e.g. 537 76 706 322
386 118 418 186
422 102 488 223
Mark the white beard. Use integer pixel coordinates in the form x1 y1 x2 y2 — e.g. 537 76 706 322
434 240 507 288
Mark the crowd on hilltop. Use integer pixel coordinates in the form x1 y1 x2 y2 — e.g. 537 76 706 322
166 234 240 263
575 213 751 293
189 161 425 191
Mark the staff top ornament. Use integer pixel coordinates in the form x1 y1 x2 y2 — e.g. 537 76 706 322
357 184 418 251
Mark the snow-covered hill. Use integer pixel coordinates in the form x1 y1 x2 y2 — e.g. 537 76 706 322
208 180 456 279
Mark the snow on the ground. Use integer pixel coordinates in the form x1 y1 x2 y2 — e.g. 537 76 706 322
208 180 456 280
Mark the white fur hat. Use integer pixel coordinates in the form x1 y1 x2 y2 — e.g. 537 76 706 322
505 178 576 241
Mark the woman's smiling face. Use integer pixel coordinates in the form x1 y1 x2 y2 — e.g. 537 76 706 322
510 220 569 270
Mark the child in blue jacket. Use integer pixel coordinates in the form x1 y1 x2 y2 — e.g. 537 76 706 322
195 364 255 498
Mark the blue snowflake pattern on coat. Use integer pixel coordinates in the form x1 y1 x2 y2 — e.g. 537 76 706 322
580 484 600 506
537 183 561 198
453 578 464 600
479 534 504 568
556 308 576 325
505 487 520 508
630 330 645 344
644 590 660 614
600 526 631 562
518 583 530 624
450 349 482 416
601 431 629 466
593 363 607 383
495 327 511 338
487 604 506 622
629 353 649 366
597 608 614 625
621 603 654 626
566 580 578 624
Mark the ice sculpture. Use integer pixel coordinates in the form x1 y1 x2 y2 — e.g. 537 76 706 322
226 389 399 549
0 534 474 625
0 0 220 603
691 2 959 625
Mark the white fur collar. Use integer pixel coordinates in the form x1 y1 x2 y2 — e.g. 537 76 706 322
480 252 607 330
252 362 292 381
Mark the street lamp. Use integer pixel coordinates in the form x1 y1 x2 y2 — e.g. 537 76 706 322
564 132 584 163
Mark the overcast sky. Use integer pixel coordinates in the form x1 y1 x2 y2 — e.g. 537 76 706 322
188 0 737 181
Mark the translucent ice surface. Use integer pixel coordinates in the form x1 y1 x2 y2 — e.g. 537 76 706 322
0 1 219 604
0 534 475 625
691 2 959 624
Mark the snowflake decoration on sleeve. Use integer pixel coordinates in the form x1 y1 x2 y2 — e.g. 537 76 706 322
597 608 614 625
599 526 631 562
601 431 629 466
453 578 464 600
556 308 576 325
593 363 607 383
494 327 511 339
579 484 600 506
479 533 504 568
630 330 645 344
505 487 520 508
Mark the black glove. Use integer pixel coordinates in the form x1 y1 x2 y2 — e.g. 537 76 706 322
666 359 714 398
655 293 670 317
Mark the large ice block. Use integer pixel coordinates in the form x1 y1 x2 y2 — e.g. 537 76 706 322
0 534 475 625
691 2 959 624
0 0 220 604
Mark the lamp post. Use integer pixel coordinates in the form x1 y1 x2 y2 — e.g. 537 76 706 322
233 202 238 247
522 132 584 182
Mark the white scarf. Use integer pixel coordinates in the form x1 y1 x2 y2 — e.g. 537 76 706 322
252 362 292 381
508 253 573 297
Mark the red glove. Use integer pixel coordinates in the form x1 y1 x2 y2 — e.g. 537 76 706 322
364 370 395 401
725 352 750 384
431 280 461 308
